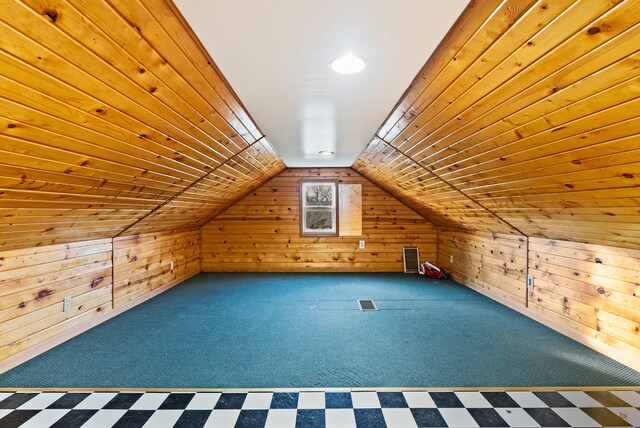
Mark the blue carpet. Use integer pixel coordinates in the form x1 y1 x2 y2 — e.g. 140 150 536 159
1 273 639 388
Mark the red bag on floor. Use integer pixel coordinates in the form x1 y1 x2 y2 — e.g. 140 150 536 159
419 261 450 279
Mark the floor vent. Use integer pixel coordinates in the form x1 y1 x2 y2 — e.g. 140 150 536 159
358 299 378 311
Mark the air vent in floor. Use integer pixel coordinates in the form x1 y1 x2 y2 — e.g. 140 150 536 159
358 299 378 311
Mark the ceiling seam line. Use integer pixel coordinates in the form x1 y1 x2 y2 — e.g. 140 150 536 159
196 160 287 227
162 0 267 142
375 135 528 237
348 166 458 233
114 136 267 238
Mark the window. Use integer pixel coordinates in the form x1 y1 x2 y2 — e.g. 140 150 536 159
301 182 337 235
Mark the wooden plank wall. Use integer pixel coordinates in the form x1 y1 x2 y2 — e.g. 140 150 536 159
113 229 200 307
353 0 640 248
201 168 437 272
0 0 284 251
438 230 528 306
0 228 200 369
0 239 113 363
359 0 640 372
438 230 640 370
528 238 640 368
125 141 284 236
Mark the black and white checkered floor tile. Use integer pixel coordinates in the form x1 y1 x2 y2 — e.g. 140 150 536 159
0 389 638 427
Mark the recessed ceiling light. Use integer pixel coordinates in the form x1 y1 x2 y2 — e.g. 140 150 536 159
330 53 365 74
318 150 334 155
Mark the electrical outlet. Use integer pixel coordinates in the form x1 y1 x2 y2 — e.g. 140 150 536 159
359 240 365 249
450 255 454 264
170 260 174 272
527 274 535 291
63 296 72 312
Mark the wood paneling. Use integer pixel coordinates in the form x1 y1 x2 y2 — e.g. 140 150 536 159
528 238 640 368
113 229 200 307
438 229 640 370
0 0 284 251
438 230 528 306
125 140 285 235
353 0 640 248
361 0 640 368
0 239 113 361
2 0 637 374
0 229 200 369
202 168 437 272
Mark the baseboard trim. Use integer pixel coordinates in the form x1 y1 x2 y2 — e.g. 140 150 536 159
0 270 200 375
455 275 640 374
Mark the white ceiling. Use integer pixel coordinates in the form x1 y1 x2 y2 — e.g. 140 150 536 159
174 0 470 167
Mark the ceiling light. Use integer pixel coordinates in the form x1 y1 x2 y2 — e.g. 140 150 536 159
330 53 365 74
318 150 334 155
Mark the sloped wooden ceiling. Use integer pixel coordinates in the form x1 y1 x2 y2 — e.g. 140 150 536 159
0 0 285 250
353 0 640 249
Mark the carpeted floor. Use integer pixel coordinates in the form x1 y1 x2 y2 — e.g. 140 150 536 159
1 273 639 389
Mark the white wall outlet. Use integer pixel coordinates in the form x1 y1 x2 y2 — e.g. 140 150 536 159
63 296 72 312
359 240 365 249
170 260 174 272
527 274 535 291
450 255 454 263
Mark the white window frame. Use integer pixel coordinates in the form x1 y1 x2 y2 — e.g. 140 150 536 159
301 181 337 235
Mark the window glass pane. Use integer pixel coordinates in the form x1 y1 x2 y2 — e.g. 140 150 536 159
305 208 333 231
304 184 334 207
